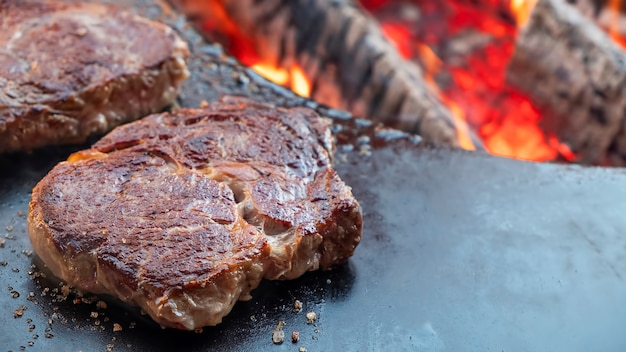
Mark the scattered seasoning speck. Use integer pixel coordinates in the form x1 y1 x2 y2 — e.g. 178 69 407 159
106 343 114 351
17 211 24 217
113 323 123 332
60 285 70 297
0 261 7 266
44 333 53 339
27 341 34 347
19 346 25 351
10 291 20 298
306 311 317 324
291 331 300 343
298 347 307 352
194 328 203 334
81 295 98 304
6 225 13 232
13 305 26 318
33 334 38 339
5 233 15 240
293 300 302 313
11 267 19 273
272 321 285 344
96 301 108 309
28 324 35 332
72 298 81 305
0 238 5 248
90 312 99 318
21 249 33 257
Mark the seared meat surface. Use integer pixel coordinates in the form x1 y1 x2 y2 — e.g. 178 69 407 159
28 99 362 330
0 0 189 153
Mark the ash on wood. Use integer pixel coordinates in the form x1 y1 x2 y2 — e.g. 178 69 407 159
506 0 626 165
567 0 626 37
169 0 483 149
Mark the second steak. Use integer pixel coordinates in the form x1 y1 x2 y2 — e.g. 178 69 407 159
0 1 189 153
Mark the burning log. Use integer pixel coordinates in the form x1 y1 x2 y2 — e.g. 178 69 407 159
506 0 626 165
169 0 482 150
567 0 626 39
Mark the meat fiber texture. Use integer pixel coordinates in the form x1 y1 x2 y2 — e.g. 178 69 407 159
28 99 362 330
0 0 190 153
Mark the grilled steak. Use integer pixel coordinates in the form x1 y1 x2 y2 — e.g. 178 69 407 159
28 99 362 330
0 1 189 153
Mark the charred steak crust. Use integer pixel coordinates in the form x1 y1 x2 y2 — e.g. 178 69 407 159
28 99 362 330
0 1 190 153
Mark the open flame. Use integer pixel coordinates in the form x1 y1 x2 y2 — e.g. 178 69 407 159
251 64 311 98
511 0 538 27
193 1 313 98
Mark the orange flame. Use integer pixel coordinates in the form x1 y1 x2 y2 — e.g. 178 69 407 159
608 0 626 48
290 66 311 97
251 63 311 98
251 64 289 85
510 0 538 27
196 0 312 98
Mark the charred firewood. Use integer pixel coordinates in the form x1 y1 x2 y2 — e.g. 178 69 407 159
567 0 626 37
506 0 626 165
169 0 483 150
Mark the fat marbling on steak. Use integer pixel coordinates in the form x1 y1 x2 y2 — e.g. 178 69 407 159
0 0 189 153
28 99 363 330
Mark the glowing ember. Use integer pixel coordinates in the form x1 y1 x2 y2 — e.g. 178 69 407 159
381 24 413 59
372 0 575 162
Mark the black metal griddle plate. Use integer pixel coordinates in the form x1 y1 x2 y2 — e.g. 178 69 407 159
4 144 626 352
3 1 626 351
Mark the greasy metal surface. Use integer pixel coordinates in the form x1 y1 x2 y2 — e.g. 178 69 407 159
3 145 626 351
3 1 626 351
